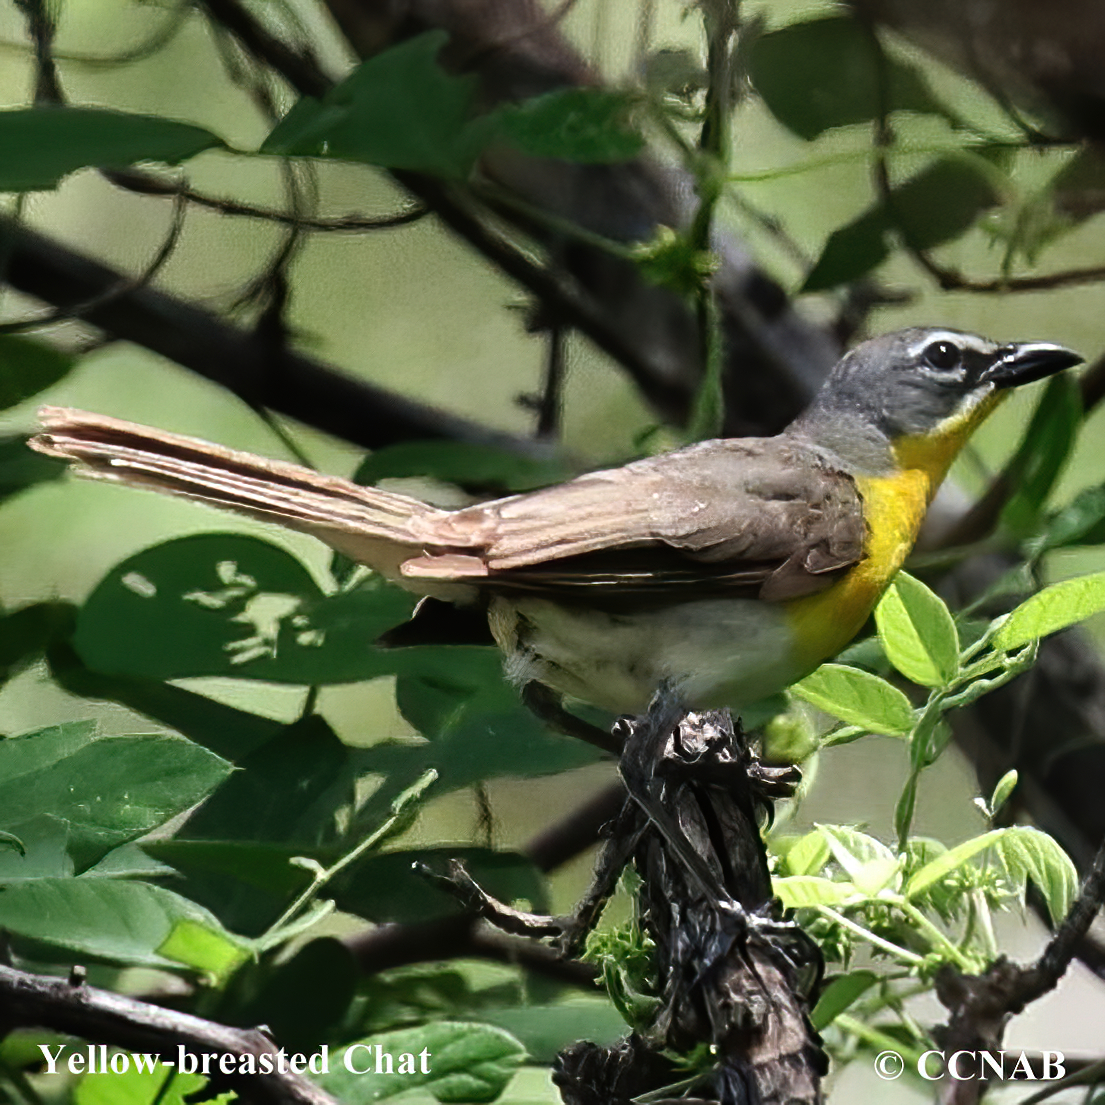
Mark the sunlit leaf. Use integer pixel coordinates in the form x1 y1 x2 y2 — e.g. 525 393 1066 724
875 571 959 687
772 875 853 909
994 570 1105 650
0 878 238 968
997 826 1078 925
903 829 1004 900
793 663 915 736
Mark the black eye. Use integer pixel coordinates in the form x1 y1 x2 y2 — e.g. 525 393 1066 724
923 340 962 371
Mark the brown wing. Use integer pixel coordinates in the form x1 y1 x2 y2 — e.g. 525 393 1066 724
405 438 867 602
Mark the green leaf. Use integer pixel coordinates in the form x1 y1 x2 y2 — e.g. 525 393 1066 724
262 31 488 178
0 722 232 873
1001 374 1082 536
989 770 1018 818
498 88 644 163
771 875 853 909
1037 482 1105 551
74 534 418 684
811 969 879 1030
316 1022 526 1103
0 815 72 881
157 917 250 983
0 878 239 968
0 107 224 192
179 715 354 847
993 570 1105 650
891 156 1001 250
747 16 946 139
777 830 832 877
354 440 568 493
802 156 1001 291
0 335 76 410
0 434 67 503
801 210 889 292
903 829 1004 900
76 1067 228 1105
875 571 959 687
997 826 1078 925
792 663 915 736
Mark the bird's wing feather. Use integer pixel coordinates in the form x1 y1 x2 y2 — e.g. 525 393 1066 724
412 439 867 602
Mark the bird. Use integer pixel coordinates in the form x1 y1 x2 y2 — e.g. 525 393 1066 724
30 327 1080 715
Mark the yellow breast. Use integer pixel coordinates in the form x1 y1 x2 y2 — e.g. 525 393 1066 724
785 389 1003 671
785 469 931 667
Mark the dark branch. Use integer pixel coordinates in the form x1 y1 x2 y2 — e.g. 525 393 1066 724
933 836 1105 1105
0 963 337 1105
0 214 552 457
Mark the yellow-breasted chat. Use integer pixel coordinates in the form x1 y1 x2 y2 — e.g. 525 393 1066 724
31 326 1080 714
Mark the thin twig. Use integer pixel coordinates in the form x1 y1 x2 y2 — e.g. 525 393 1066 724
105 169 429 231
0 190 188 336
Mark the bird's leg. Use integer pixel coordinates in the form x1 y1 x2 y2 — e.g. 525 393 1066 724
522 681 623 756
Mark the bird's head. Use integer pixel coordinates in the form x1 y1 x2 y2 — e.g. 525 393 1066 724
795 327 1083 476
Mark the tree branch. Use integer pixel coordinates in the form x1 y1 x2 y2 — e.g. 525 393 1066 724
0 214 551 457
0 964 337 1105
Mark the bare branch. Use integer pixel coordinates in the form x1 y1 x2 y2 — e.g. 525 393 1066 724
0 964 338 1105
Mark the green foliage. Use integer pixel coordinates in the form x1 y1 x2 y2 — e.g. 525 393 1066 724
75 1067 234 1105
261 32 489 178
0 107 224 192
582 915 661 1029
803 156 1002 290
747 17 946 140
873 572 959 688
0 334 77 409
1000 374 1082 536
316 1022 526 1103
3 3 1104 1101
497 88 645 164
995 570 1105 650
262 32 644 178
792 662 914 736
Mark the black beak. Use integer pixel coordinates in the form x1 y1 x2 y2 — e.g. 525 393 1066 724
984 342 1083 388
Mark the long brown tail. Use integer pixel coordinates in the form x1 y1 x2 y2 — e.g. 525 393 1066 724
30 407 456 579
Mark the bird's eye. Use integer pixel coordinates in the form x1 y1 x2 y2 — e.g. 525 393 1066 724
923 340 962 371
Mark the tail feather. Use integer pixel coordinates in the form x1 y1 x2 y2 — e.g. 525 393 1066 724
30 407 455 575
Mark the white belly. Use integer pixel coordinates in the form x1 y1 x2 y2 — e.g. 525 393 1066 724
488 595 803 714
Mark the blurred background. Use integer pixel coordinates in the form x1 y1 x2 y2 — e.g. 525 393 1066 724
2 0 1105 1101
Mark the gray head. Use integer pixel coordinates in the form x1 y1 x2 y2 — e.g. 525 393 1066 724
792 327 1081 470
